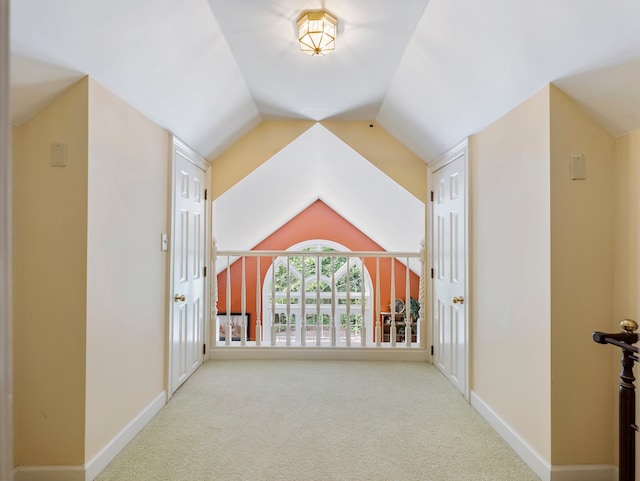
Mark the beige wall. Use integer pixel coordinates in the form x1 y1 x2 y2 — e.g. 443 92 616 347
549 85 615 465
613 129 640 328
12 76 171 468
613 128 640 473
470 86 552 461
470 84 618 469
84 78 169 461
1 3 12 476
12 79 89 465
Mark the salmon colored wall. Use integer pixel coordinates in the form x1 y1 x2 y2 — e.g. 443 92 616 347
216 200 420 341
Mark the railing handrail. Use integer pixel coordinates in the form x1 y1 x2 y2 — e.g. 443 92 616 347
212 245 426 349
216 249 421 259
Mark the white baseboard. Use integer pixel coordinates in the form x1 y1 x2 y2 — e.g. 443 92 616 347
470 391 552 480
14 466 85 481
471 391 616 481
550 464 616 481
1 393 13 481
14 391 166 481
208 345 429 362
84 391 166 481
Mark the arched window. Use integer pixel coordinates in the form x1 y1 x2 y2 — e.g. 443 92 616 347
262 240 373 346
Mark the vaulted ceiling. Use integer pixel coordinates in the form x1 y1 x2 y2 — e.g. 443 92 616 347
9 0 640 253
11 0 640 163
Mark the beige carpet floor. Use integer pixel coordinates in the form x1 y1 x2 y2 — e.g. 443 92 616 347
95 360 540 481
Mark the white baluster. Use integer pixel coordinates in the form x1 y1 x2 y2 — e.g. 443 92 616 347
361 257 366 347
419 240 426 349
331 257 336 347
391 258 396 347
256 256 261 346
345 257 351 347
271 256 276 346
286 256 291 346
405 256 411 347
212 239 219 346
316 254 321 346
301 255 306 346
226 256 231 346
241 256 246 345
375 257 381 347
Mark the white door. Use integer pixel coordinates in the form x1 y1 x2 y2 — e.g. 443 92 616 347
432 145 467 397
170 143 207 394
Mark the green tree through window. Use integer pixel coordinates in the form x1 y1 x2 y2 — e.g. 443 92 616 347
263 240 373 346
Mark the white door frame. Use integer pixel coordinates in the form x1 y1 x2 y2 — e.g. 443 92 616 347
167 136 211 398
0 0 13 478
427 139 470 400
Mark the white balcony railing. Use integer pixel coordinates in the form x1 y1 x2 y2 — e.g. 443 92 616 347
211 244 426 351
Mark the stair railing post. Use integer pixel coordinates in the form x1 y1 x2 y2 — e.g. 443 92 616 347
619 346 636 481
593 319 639 481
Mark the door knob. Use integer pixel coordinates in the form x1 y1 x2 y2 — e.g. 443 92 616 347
452 296 464 305
174 294 186 302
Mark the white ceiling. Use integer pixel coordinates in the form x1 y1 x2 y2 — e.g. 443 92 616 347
11 0 640 162
9 0 640 252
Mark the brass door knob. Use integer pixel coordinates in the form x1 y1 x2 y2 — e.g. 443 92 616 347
174 294 186 302
452 296 464 305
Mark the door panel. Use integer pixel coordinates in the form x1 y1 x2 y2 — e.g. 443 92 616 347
432 151 467 396
171 150 206 394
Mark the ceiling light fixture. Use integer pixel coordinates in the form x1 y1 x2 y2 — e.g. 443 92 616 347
297 11 337 56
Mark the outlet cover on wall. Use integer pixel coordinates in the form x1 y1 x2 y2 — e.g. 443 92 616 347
570 154 586 180
51 142 67 167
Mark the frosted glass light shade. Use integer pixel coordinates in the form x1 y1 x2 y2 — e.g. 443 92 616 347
297 11 337 56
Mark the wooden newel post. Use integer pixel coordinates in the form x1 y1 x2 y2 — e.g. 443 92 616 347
593 319 639 481
619 347 636 481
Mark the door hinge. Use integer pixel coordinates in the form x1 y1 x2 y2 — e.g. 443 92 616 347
203 344 206 355
431 268 434 279
430 190 434 202
203 266 207 277
431 345 434 356
204 188 208 200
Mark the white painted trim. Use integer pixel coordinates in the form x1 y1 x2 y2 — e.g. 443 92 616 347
471 391 552 481
208 346 429 362
204 157 212 362
0 1 13 479
14 466 85 481
428 139 468 172
14 392 166 481
172 136 210 171
167 136 211 397
84 391 166 481
550 464 615 481
427 139 470 400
